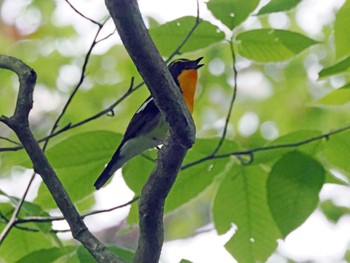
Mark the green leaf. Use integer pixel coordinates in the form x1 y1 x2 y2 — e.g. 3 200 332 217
254 130 323 164
35 130 122 209
267 151 325 237
35 162 100 210
319 56 350 78
314 84 350 106
213 165 281 263
124 138 235 214
335 0 350 58
123 152 156 195
76 245 134 263
207 0 260 30
236 29 319 62
324 129 350 178
17 246 77 263
0 224 56 262
45 130 121 169
150 16 225 56
320 199 350 223
257 0 302 15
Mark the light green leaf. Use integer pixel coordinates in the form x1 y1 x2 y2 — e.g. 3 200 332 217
213 165 281 262
237 29 319 62
335 0 350 58
319 56 350 78
0 223 56 262
324 129 350 178
35 131 122 209
45 130 121 168
150 16 225 57
257 0 302 15
267 151 325 237
17 246 77 263
35 162 100 210
314 84 350 106
207 0 260 30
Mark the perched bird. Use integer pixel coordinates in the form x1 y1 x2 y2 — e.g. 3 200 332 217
94 57 204 190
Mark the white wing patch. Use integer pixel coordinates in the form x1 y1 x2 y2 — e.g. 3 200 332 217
136 97 153 114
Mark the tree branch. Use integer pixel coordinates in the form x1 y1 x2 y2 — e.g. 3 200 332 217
105 0 196 262
0 55 122 263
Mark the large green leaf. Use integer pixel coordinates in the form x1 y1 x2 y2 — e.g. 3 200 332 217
0 212 56 262
319 56 350 78
335 0 350 58
45 130 121 168
35 130 122 209
324 129 350 178
267 151 325 237
314 84 350 106
150 16 225 56
17 246 77 263
257 0 302 15
207 0 260 30
213 165 281 263
237 29 319 62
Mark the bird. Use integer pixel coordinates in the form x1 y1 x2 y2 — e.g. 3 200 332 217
94 57 204 190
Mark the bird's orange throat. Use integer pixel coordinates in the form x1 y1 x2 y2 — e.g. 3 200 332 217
177 69 198 113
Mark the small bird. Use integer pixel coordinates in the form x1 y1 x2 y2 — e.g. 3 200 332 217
94 57 204 190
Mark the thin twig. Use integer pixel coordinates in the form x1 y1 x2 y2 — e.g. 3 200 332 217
45 21 107 150
211 38 238 156
0 172 36 245
0 135 20 145
14 196 139 225
65 0 102 26
182 123 350 170
165 0 201 63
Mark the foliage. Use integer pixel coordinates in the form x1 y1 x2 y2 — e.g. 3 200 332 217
1 0 350 262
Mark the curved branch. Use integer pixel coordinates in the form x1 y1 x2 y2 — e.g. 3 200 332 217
0 55 121 263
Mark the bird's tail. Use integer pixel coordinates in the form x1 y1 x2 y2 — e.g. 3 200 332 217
94 149 125 190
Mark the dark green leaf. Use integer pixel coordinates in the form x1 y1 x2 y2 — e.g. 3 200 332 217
207 0 260 30
150 16 225 56
257 0 302 15
319 56 350 78
267 151 325 237
314 84 350 106
237 29 319 62
213 165 281 262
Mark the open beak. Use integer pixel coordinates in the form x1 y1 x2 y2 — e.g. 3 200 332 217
193 57 204 69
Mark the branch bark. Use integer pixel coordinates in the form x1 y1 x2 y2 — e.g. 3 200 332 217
105 0 196 262
0 55 122 263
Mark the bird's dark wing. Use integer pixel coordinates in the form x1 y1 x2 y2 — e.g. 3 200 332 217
121 96 162 143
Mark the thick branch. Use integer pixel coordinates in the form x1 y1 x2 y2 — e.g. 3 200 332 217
105 0 196 262
0 55 121 263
